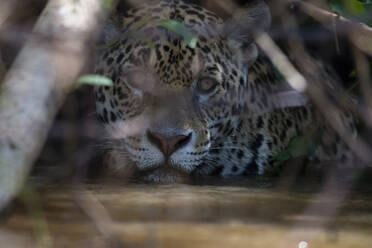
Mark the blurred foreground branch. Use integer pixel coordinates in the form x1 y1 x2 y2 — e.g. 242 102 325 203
75 189 124 247
0 50 5 81
254 31 307 92
286 0 372 56
255 31 372 165
0 0 107 210
0 0 16 27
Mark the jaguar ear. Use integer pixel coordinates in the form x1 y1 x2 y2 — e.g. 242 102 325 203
223 0 271 66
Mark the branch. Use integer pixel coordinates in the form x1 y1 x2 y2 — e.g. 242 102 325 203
0 0 16 27
0 0 107 210
0 49 5 81
254 31 307 92
255 31 372 165
286 0 372 56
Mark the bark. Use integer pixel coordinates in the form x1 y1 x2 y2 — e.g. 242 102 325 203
0 0 105 210
287 0 372 56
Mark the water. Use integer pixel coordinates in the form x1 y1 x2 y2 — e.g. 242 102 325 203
2 172 372 248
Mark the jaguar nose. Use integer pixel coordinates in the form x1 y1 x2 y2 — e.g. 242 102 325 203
147 131 192 157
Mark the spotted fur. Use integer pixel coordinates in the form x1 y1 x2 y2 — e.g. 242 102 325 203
95 0 354 182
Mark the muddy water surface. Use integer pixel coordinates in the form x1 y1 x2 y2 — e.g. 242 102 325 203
2 175 372 248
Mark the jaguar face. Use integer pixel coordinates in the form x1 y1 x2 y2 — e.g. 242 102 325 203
95 0 271 182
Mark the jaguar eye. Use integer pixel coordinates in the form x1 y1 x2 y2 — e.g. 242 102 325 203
196 77 218 94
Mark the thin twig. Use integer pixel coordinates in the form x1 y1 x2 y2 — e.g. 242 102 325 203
290 39 372 165
74 188 125 247
266 2 369 245
353 48 372 108
0 0 17 28
255 30 372 165
285 0 372 56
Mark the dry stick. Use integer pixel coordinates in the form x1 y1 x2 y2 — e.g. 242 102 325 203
282 0 372 127
331 88 372 129
267 0 372 165
254 31 372 165
277 5 369 245
260 2 369 245
0 0 17 27
255 16 362 247
287 37 372 165
0 0 106 210
353 48 372 108
204 0 238 18
0 49 6 81
75 189 125 247
289 0 372 113
254 31 307 92
286 0 372 122
285 0 372 56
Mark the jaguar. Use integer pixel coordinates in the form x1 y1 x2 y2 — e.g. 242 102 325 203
94 0 354 183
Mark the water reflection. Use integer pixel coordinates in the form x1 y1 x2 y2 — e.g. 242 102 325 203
3 169 372 248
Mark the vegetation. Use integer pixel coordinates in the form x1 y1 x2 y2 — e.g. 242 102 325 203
330 0 372 26
0 1 371 247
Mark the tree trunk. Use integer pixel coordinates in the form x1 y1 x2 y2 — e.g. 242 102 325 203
0 0 106 210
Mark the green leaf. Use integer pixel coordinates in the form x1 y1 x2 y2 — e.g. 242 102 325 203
270 150 291 162
155 20 197 48
346 0 366 15
101 0 115 8
77 74 113 86
330 1 346 15
270 126 322 162
349 69 357 78
330 0 372 26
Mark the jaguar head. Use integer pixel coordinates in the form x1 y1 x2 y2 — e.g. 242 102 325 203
95 0 271 182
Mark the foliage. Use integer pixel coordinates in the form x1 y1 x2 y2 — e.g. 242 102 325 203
271 127 322 162
101 0 115 9
155 20 197 48
330 0 372 26
99 19 197 51
77 74 113 87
